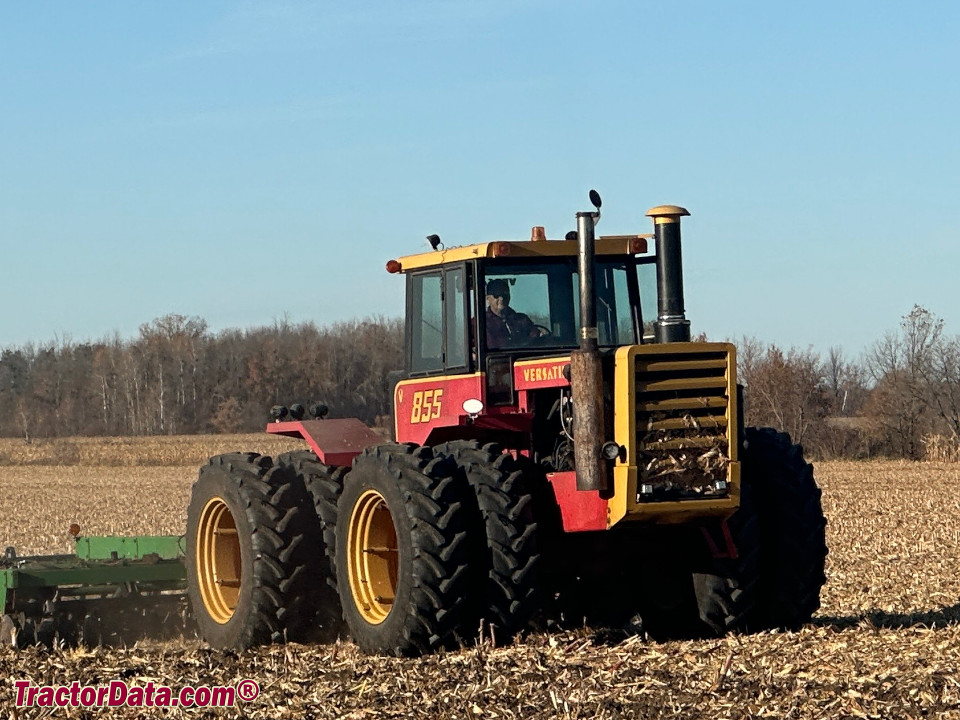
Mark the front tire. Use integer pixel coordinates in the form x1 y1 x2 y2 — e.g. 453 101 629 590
186 453 319 649
745 427 828 629
335 444 471 656
691 427 827 634
433 441 541 641
692 482 761 634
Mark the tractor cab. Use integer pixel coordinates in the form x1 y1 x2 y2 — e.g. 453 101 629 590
386 201 741 533
390 235 659 433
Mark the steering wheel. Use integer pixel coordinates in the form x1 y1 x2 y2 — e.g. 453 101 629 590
512 325 553 348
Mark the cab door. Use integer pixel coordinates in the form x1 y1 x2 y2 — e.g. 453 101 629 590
396 264 482 444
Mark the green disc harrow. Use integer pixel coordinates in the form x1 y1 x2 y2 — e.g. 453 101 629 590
0 534 187 647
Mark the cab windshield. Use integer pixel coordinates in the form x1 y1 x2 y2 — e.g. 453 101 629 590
483 258 649 351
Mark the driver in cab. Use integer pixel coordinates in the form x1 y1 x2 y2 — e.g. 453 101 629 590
485 279 548 349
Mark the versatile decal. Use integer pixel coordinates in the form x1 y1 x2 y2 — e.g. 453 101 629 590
521 362 567 384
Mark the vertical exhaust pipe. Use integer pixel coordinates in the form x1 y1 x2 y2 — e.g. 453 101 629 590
576 210 599 353
646 205 691 343
571 206 607 492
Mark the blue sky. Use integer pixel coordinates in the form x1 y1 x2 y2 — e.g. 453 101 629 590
2 1 958 356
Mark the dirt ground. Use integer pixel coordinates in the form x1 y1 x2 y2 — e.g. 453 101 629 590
1 452 960 718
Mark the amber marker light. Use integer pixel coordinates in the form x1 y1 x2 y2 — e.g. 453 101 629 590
629 237 648 254
385 259 402 273
492 242 512 257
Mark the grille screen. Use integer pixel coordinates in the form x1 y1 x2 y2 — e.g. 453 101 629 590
634 349 732 500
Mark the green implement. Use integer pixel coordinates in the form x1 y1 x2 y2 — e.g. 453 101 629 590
0 535 187 647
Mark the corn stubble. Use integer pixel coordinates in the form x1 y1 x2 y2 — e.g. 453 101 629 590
2 438 960 718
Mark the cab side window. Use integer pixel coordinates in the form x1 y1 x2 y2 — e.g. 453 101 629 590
636 261 657 342
409 272 443 373
407 267 469 375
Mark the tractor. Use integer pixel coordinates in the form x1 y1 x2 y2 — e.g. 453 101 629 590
0 192 827 654
184 191 827 655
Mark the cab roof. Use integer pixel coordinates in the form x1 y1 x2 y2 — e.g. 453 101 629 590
392 234 652 273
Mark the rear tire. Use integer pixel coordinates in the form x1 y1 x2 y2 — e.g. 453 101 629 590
186 453 319 649
335 444 471 656
433 441 540 641
277 450 346 639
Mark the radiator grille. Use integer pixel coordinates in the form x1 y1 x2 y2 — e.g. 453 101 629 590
634 348 733 501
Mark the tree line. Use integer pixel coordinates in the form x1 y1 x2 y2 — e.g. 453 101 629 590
1 306 958 461
0 315 402 440
738 305 960 460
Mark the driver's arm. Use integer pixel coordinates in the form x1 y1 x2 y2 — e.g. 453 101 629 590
515 312 548 339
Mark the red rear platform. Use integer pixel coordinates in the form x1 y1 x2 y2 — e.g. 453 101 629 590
266 419 384 466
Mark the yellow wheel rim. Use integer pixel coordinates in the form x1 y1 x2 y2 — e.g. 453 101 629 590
196 496 241 624
347 489 399 624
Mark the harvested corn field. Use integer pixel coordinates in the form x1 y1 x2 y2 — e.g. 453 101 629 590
0 434 302 555
0 433 305 469
2 438 960 718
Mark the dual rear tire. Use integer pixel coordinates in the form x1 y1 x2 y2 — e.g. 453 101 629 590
276 450 345 640
185 453 320 649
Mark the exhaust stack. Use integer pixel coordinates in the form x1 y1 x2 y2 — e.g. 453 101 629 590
571 208 607 492
646 205 691 343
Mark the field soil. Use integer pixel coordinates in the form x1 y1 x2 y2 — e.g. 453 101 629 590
1 436 960 718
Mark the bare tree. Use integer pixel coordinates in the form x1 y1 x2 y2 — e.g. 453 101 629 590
740 343 828 448
863 306 952 458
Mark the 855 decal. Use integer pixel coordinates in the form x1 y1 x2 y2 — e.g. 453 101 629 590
409 389 443 424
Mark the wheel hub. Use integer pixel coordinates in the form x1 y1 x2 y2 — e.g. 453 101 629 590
347 489 398 624
196 497 241 624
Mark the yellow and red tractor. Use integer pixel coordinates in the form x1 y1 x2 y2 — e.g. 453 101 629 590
184 192 827 655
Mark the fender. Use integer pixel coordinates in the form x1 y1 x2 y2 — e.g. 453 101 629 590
266 419 383 466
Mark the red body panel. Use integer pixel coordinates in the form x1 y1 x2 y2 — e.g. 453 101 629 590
266 419 383 466
546 471 609 532
394 373 486 445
